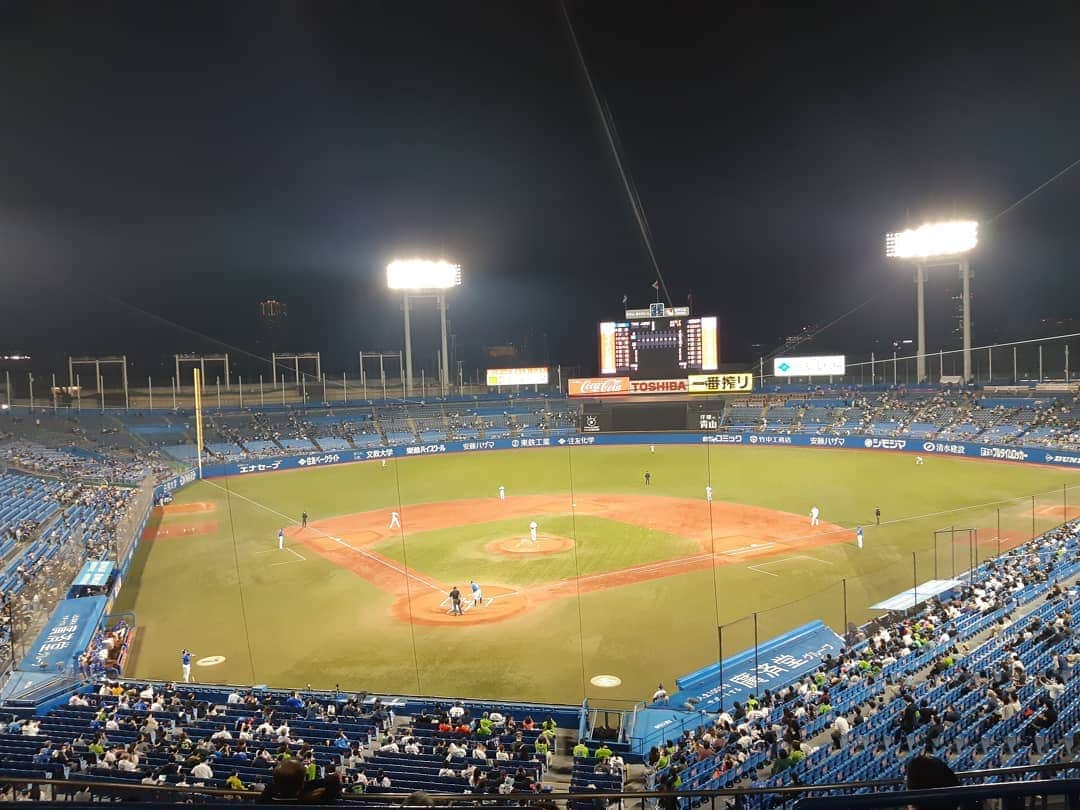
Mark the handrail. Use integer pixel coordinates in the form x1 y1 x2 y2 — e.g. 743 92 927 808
1 760 1078 802
792 777 1080 809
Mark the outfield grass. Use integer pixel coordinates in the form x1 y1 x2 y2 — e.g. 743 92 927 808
114 445 1079 705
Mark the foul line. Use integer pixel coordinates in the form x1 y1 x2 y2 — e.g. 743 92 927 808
200 479 444 593
748 554 834 577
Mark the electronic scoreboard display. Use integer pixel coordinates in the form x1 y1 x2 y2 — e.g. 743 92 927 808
599 315 718 377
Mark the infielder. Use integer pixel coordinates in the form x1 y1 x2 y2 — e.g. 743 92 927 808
856 525 864 549
470 580 482 607
498 485 506 501
181 649 193 683
529 520 538 543
705 485 713 503
389 511 401 529
278 528 285 550
810 506 820 526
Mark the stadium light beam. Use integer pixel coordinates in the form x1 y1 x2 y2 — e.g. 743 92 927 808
886 220 979 383
387 259 463 396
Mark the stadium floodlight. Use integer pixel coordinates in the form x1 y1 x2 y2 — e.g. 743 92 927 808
386 259 462 290
886 219 978 383
885 220 978 259
386 259 462 396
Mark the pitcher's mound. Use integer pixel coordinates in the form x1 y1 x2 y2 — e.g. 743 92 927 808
486 534 575 557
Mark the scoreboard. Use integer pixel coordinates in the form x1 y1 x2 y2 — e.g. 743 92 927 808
599 315 718 377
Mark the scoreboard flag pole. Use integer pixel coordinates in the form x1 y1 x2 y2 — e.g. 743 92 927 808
193 368 204 479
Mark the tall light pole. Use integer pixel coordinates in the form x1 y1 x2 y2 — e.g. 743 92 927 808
886 221 978 383
387 259 462 397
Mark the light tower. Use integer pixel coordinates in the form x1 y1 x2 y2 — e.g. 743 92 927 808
886 220 978 383
387 259 462 397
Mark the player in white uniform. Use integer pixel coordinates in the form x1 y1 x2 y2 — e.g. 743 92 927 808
856 525 864 549
389 511 400 529
181 649 192 683
705 485 713 503
529 521 538 543
810 506 820 527
916 456 924 465
498 486 505 501
650 445 655 454
278 528 285 550
470 580 483 607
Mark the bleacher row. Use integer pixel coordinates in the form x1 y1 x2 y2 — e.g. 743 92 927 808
136 399 583 462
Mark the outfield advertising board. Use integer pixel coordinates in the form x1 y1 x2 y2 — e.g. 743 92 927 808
485 367 549 386
773 355 846 377
173 431 1080 480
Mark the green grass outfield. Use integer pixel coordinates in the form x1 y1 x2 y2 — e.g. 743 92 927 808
114 445 1080 706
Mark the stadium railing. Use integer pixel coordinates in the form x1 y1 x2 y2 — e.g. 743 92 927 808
5 763 1080 807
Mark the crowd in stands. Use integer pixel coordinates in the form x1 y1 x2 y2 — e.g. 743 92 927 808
0 684 557 801
649 518 1080 807
0 439 173 485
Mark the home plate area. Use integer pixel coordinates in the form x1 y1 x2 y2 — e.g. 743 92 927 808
391 585 527 627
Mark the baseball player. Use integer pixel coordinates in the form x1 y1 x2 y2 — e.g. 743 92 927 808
498 485 506 501
644 470 651 486
278 528 285 550
810 506 820 527
389 511 401 529
916 456 924 465
650 445 655 454
705 485 713 503
856 525 864 549
529 521 538 543
381 459 388 469
181 649 193 683
301 511 309 529
470 580 482 607
875 506 881 525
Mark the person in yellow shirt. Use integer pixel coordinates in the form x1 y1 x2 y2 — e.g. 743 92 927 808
225 773 245 791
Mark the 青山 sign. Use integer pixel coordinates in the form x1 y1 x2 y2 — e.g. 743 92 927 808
485 367 549 386
687 373 754 394
773 355 846 377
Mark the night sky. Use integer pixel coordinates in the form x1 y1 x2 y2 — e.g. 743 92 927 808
1 1 1078 379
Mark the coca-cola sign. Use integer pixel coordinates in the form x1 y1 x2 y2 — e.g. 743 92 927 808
568 377 631 396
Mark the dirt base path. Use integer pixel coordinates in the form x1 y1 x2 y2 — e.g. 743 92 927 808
291 494 848 626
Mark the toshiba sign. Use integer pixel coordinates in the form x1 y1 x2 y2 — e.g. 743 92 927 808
629 379 689 394
568 377 689 397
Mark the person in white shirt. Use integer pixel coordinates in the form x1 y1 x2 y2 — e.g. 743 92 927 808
705 485 713 503
403 739 420 755
190 760 214 780
471 744 487 760
652 684 669 704
255 721 274 736
446 741 466 759
833 714 850 736
448 702 466 720
389 511 401 529
377 738 400 754
810 506 820 526
529 521 538 542
498 485 506 501
227 690 242 704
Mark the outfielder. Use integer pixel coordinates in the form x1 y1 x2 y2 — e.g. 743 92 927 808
856 525 864 549
705 485 713 503
810 506 820 527
389 511 401 529
278 528 285 550
498 485 506 501
529 520 538 543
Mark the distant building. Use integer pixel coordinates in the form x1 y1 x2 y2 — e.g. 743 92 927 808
257 299 288 354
